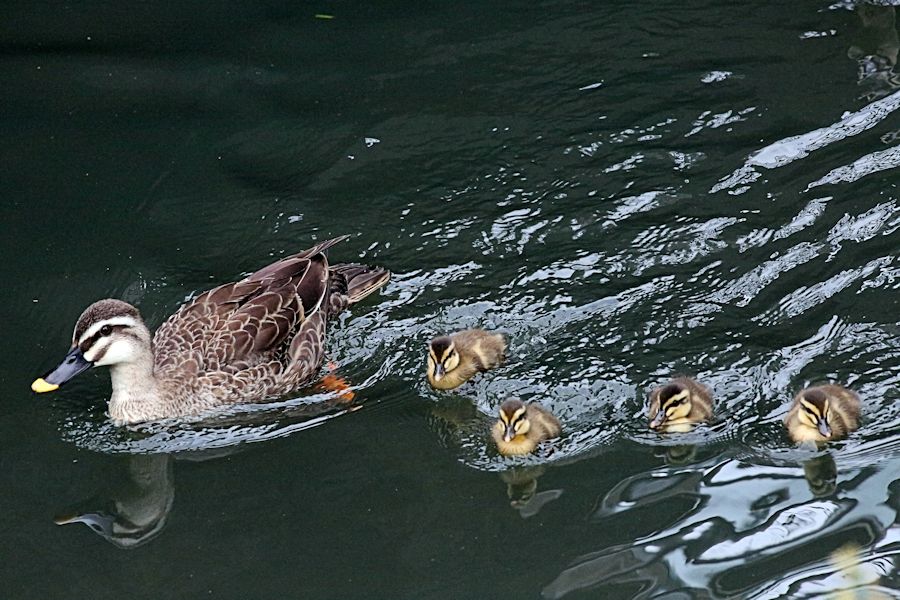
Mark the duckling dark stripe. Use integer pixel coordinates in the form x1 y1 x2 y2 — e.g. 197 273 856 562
800 400 821 417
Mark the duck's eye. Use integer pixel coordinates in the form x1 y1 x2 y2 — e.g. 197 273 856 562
100 325 113 336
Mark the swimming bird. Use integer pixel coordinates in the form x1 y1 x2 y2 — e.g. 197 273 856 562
784 384 860 444
492 398 561 456
31 236 389 425
648 377 714 432
426 329 506 390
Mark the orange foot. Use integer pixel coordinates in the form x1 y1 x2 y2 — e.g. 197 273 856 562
317 366 356 403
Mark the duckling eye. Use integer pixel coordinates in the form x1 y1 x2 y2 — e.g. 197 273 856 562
100 325 113 336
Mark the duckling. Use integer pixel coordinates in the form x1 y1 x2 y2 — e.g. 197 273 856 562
784 384 860 444
648 377 714 432
426 329 506 390
492 399 561 456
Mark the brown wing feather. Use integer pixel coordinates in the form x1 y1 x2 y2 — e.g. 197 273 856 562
286 310 327 383
231 287 302 357
154 247 331 380
293 255 329 316
154 281 264 373
247 236 347 282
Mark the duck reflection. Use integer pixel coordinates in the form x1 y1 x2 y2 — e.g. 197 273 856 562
52 389 363 549
55 453 174 549
500 466 563 518
848 3 900 100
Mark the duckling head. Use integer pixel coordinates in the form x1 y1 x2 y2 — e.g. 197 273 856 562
32 299 153 393
498 399 531 442
427 336 460 383
797 389 833 439
649 383 692 430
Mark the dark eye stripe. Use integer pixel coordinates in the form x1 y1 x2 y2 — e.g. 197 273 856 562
80 324 129 352
91 341 110 363
663 398 685 409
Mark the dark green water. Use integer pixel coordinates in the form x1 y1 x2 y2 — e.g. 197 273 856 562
3 1 900 598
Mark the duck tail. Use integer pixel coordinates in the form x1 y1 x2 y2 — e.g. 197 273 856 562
330 263 391 304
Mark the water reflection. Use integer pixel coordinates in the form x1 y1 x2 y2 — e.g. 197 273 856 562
656 444 699 466
804 453 838 497
545 454 899 598
849 3 900 101
499 466 563 519
55 453 174 549
52 392 366 549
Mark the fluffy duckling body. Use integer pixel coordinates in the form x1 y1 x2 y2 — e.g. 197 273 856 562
648 377 714 432
492 399 561 456
784 384 860 444
426 329 506 390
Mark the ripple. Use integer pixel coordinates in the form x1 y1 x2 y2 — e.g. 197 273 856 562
712 89 900 194
808 145 900 189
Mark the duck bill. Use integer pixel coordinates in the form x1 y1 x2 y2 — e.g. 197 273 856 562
32 346 92 393
55 511 114 534
503 425 516 442
650 411 667 430
432 363 445 380
817 419 832 439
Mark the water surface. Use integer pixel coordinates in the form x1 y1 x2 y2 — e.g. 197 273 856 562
2 1 900 598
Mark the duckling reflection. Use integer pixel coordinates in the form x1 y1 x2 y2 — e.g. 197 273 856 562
654 443 698 466
647 377 713 432
803 453 838 497
425 395 482 448
848 3 899 100
55 453 173 549
426 329 506 390
499 466 563 518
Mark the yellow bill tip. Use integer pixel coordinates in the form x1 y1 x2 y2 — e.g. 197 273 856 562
31 378 59 393
53 514 78 525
